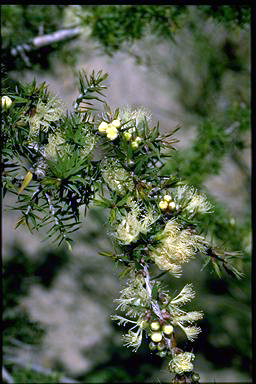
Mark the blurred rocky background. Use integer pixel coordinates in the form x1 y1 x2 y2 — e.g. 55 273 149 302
2 5 251 383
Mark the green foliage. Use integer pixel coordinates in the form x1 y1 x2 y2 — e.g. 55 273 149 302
76 5 187 53
71 5 250 54
164 102 250 186
198 5 251 27
1 5 64 47
1 70 110 248
4 363 62 384
1 5 250 73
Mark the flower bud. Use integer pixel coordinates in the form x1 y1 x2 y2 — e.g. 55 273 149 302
98 121 109 132
135 136 142 143
111 119 121 128
150 332 162 343
18 171 33 194
192 373 200 382
162 324 174 335
106 125 118 140
168 201 176 210
157 341 166 351
163 194 172 202
158 350 167 357
159 200 168 210
2 96 12 109
150 321 160 331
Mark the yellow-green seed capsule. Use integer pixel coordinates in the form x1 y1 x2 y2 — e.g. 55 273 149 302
149 342 157 351
150 321 160 331
158 350 167 357
157 341 166 351
135 136 142 143
150 332 162 343
124 131 132 140
162 324 174 335
2 96 12 108
131 141 139 149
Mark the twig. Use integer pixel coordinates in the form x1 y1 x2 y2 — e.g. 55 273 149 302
10 28 81 57
143 264 163 320
2 366 14 384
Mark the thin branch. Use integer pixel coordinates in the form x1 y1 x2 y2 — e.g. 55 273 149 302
10 27 81 57
143 264 163 320
2 366 14 384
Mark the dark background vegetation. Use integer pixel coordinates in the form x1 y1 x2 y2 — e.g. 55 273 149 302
2 5 251 383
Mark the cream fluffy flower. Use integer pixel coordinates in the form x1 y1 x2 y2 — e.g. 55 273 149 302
150 219 206 277
169 352 195 374
115 202 158 244
29 96 63 138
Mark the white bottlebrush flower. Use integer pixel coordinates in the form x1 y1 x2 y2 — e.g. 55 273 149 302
170 284 196 306
173 311 203 325
150 219 207 276
122 327 143 352
114 272 151 317
29 96 64 138
111 315 137 327
173 185 213 217
169 285 203 342
186 193 213 216
44 133 66 160
118 106 152 131
169 352 195 374
177 324 202 341
150 220 197 276
131 107 152 126
101 158 134 194
115 202 158 244
80 132 96 158
150 253 183 278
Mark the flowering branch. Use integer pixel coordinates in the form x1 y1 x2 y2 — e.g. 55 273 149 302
2 69 244 383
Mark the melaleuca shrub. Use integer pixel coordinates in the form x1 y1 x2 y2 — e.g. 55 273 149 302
2 69 243 383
